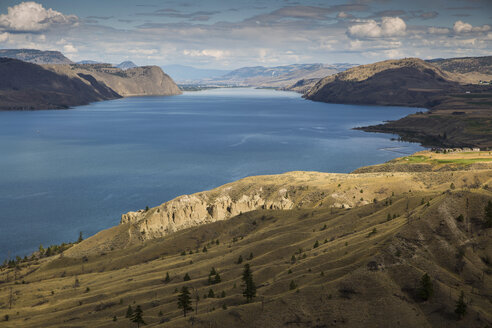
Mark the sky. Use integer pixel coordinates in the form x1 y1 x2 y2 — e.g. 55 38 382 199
0 0 490 68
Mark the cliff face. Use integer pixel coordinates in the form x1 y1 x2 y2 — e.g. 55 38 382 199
121 188 295 240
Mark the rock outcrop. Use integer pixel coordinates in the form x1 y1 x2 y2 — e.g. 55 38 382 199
121 189 295 240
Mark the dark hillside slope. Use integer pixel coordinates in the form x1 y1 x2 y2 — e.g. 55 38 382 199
304 58 467 108
0 58 120 110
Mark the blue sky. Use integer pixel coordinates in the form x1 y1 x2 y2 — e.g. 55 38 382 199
0 0 490 68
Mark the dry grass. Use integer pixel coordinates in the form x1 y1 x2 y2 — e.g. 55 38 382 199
0 156 491 327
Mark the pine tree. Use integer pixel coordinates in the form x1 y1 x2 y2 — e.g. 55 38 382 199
130 305 146 327
125 305 133 318
183 273 191 281
77 231 83 243
237 255 243 264
248 252 253 260
289 280 297 290
455 291 467 319
214 273 221 284
418 273 433 301
177 286 193 317
208 288 215 298
313 240 319 248
242 264 256 303
164 272 170 283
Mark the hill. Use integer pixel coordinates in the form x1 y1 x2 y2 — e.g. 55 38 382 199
303 57 492 149
0 60 181 110
44 63 181 97
0 58 120 110
209 63 355 88
304 58 463 107
0 49 72 65
1 151 491 327
161 64 231 83
427 56 492 84
116 61 137 70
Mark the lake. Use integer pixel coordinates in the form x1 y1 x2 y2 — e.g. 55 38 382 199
0 88 425 259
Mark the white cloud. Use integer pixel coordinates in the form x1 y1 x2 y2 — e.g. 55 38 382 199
0 1 78 32
453 20 491 34
182 49 231 59
0 32 9 42
347 17 406 39
453 20 473 33
63 44 78 54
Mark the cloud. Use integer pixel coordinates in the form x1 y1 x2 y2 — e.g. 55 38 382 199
453 20 491 33
63 44 78 53
0 32 9 42
347 17 406 39
337 12 355 19
183 49 230 59
0 1 78 33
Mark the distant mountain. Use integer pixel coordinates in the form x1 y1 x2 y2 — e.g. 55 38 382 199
0 49 72 65
116 61 137 70
77 60 103 64
209 63 356 88
161 64 231 82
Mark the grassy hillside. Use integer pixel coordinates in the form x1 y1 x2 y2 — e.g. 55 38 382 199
0 153 491 327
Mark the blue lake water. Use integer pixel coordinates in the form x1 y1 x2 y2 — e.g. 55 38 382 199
0 88 425 259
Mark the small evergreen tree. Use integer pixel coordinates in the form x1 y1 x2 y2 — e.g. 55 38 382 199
248 252 253 260
202 246 208 252
289 280 297 290
237 255 243 264
214 273 221 284
164 272 171 283
313 240 319 248
455 291 467 319
418 273 433 301
183 273 191 281
208 288 215 298
242 264 256 303
125 305 133 318
177 286 193 317
130 305 146 327
77 231 83 243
